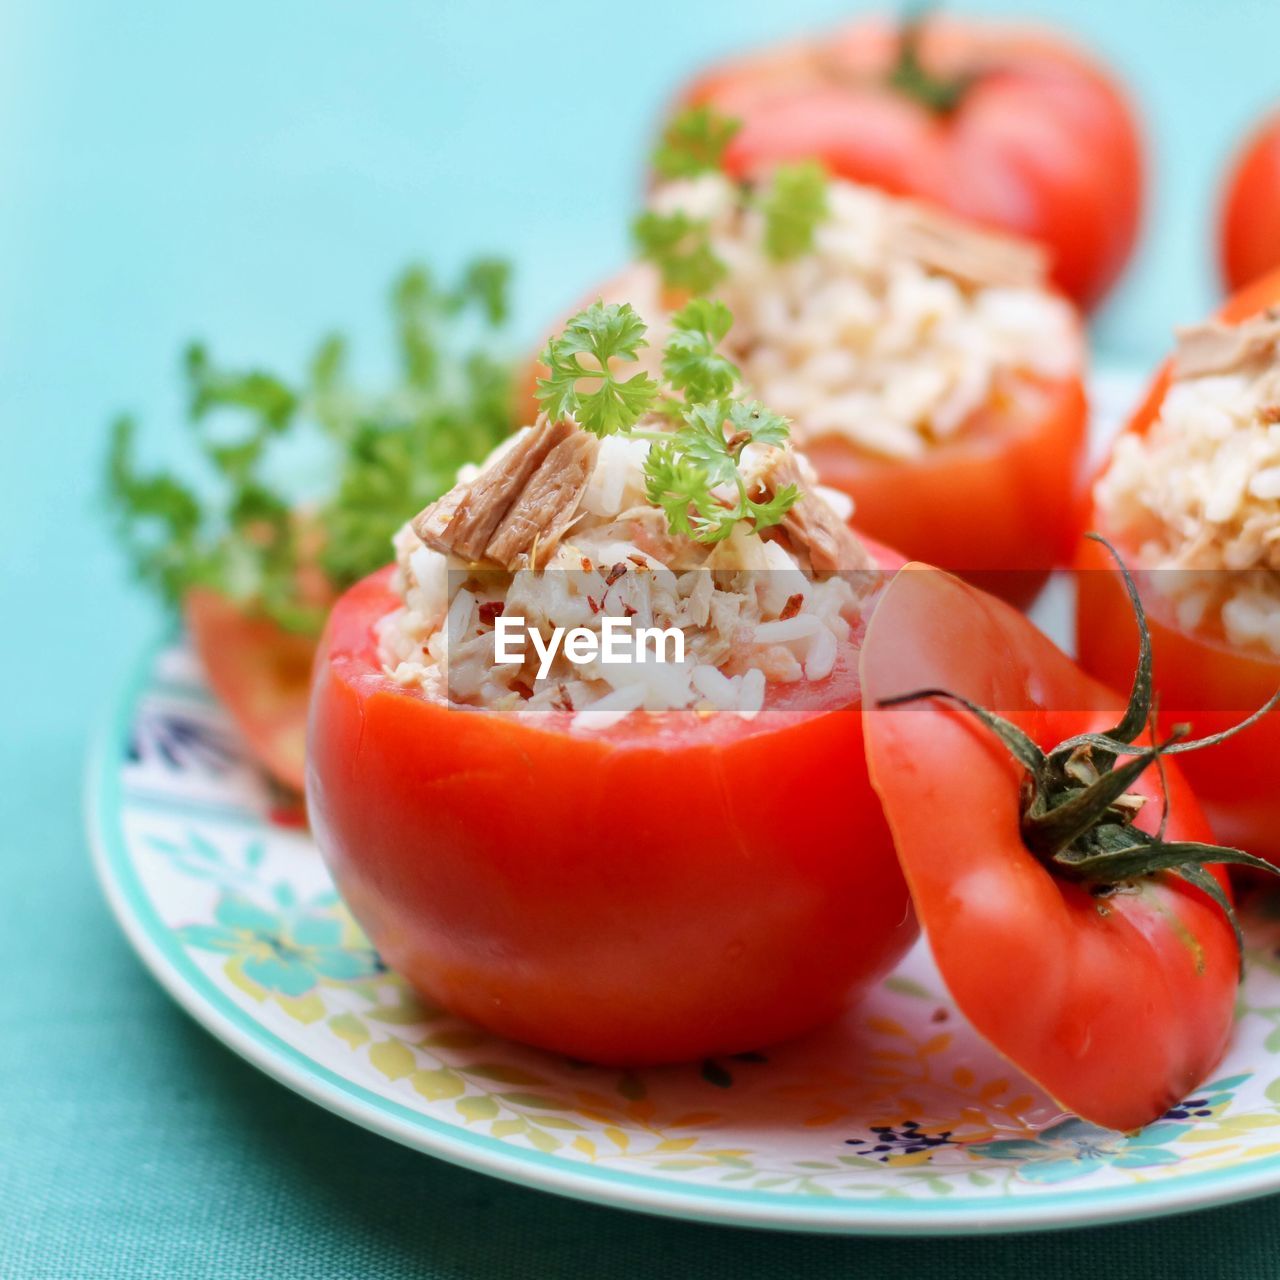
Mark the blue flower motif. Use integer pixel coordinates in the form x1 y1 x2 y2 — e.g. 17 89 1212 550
130 709 242 775
969 1117 1191 1184
180 891 383 996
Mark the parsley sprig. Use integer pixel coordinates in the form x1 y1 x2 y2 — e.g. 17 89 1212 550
652 105 741 180
660 297 739 401
646 400 797 543
534 301 658 438
762 161 829 261
535 297 797 544
635 106 832 293
106 259 515 634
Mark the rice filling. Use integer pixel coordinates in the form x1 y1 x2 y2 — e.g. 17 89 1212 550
1094 309 1280 654
639 174 1080 461
379 419 874 726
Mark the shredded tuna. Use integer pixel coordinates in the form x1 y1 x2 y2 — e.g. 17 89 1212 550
483 429 598 567
1174 314 1280 379
1095 306 1280 655
412 418 597 569
755 451 874 573
888 203 1049 291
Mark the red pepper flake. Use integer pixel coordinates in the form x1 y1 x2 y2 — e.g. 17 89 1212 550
477 600 505 627
510 680 534 700
552 684 574 712
780 593 804 621
622 603 637 618
627 554 648 568
587 595 600 614
931 1008 949 1024
604 562 627 587
580 557 593 573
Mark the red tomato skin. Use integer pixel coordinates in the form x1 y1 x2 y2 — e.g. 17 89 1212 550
805 374 1088 608
307 562 916 1065
1076 537 1280 862
185 589 313 793
680 16 1144 310
526 262 1088 609
1220 111 1280 294
863 566 1237 1132
1076 267 1280 862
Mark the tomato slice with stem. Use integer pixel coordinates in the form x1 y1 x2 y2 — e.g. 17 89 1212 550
861 563 1250 1131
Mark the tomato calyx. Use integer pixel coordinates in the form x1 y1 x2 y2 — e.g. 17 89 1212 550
886 9 973 116
879 536 1280 969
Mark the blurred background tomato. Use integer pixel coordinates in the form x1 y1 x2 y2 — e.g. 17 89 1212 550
1220 109 1280 292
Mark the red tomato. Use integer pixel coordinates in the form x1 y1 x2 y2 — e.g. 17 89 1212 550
307 557 916 1065
527 263 1089 608
1075 269 1280 861
1075 539 1280 861
678 14 1145 310
185 589 314 794
1220 110 1280 293
804 372 1088 608
862 565 1238 1131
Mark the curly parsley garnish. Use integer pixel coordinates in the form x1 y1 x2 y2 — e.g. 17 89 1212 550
646 400 797 543
635 107 832 293
534 300 659 437
651 105 741 180
106 259 515 634
661 298 739 401
632 209 728 297
762 161 829 261
535 297 797 544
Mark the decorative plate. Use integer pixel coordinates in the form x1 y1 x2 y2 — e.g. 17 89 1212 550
88 371 1280 1234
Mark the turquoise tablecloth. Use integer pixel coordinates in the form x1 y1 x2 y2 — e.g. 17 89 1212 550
6 1 1280 1273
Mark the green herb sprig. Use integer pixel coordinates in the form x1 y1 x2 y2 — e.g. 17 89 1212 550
534 297 797 544
652 104 742 180
106 259 515 634
635 106 832 293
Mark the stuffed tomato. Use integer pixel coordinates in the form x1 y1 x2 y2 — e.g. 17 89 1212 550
307 301 916 1064
672 13 1144 310
1078 272 1280 860
545 170 1087 607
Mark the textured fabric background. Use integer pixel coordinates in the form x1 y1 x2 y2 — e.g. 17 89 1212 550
5 1 1280 1274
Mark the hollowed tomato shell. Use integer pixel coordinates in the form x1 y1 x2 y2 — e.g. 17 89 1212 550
1076 268 1280 863
306 554 916 1065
